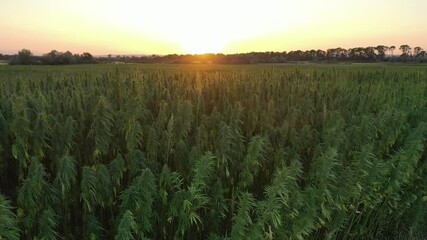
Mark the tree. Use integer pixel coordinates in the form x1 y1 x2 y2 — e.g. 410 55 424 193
348 47 365 60
81 52 95 63
418 50 426 59
413 47 423 57
63 51 73 64
375 45 389 60
43 50 59 64
365 46 376 60
413 47 425 61
399 44 411 59
309 49 317 60
338 48 349 60
18 49 33 65
326 48 337 59
316 49 326 60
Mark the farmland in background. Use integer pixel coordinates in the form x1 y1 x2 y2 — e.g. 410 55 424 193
0 63 426 239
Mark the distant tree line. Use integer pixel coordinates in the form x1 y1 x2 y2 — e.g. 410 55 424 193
99 44 427 64
177 45 425 64
3 49 96 65
1 44 426 65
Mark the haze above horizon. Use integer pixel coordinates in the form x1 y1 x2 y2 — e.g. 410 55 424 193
1 0 426 55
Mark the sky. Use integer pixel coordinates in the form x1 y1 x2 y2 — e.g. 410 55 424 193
0 0 426 55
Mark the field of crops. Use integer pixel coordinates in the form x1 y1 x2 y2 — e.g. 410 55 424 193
0 63 426 239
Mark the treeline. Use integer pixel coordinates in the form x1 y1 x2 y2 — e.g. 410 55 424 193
140 45 426 64
1 44 426 65
91 44 427 64
3 49 97 65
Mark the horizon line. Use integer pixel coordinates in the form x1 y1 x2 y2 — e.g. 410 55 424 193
1 44 426 57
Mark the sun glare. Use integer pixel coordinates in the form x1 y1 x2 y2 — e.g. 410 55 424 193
180 36 225 54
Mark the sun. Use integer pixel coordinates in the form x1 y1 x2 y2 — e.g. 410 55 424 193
180 35 225 54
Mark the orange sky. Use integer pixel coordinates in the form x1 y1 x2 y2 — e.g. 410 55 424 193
1 0 426 55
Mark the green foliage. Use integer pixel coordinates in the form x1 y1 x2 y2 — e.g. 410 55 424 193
1 64 427 239
119 168 156 235
191 152 215 191
89 96 114 159
18 158 53 214
109 153 126 196
54 155 76 199
81 166 98 213
159 165 183 205
0 194 20 240
231 192 256 239
168 152 216 238
238 135 267 190
115 210 138 240
84 214 104 240
36 208 59 240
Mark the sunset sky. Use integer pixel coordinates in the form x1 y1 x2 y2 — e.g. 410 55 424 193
1 0 426 55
